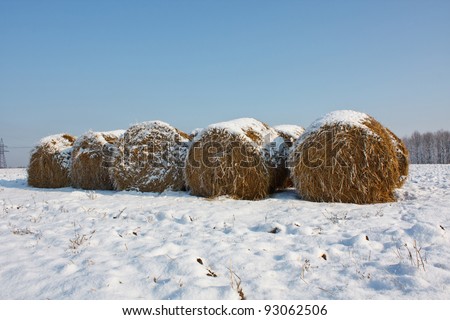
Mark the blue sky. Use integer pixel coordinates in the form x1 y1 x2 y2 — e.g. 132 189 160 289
1 0 449 167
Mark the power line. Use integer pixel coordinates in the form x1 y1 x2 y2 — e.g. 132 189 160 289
0 138 9 168
8 146 33 149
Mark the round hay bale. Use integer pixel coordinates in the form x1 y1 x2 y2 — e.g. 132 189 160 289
185 118 287 200
27 133 76 188
274 124 305 188
290 110 402 204
71 130 125 190
385 127 409 187
112 121 191 192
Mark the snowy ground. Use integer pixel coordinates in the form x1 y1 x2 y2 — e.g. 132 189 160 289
1 165 449 300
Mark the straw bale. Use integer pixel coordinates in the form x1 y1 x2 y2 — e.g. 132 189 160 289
71 130 124 190
112 121 190 192
185 118 288 200
27 133 76 188
385 127 409 187
290 110 402 204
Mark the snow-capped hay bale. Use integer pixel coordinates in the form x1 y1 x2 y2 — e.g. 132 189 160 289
290 110 402 204
274 125 305 188
185 118 287 200
71 130 124 190
189 128 203 140
273 125 305 146
386 127 409 187
112 121 191 192
27 133 76 188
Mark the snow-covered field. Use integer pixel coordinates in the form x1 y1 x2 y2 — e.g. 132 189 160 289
1 165 449 300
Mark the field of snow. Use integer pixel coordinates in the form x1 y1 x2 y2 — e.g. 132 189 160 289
1 165 449 299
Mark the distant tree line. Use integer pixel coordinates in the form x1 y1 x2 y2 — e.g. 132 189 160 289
403 131 450 164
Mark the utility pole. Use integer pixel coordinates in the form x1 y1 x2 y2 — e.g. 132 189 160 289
0 138 8 168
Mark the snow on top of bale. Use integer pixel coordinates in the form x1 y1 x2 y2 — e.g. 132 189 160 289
309 109 370 128
273 125 305 138
305 109 371 132
198 117 279 146
189 128 203 139
34 133 76 170
296 110 375 146
73 130 125 149
38 133 76 154
97 129 125 141
126 121 190 144
107 129 127 137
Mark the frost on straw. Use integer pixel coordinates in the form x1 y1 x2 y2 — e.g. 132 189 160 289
112 121 191 193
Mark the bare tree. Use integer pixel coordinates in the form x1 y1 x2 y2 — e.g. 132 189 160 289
403 130 450 164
